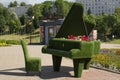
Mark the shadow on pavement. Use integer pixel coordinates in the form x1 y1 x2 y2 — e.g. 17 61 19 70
0 66 74 79
0 68 26 76
40 66 74 79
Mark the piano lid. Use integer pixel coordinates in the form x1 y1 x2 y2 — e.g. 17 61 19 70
55 3 95 38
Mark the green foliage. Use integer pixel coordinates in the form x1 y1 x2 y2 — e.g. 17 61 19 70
42 3 100 58
0 2 3 9
84 14 96 26
25 20 35 34
96 8 120 39
41 1 53 17
0 39 20 45
19 15 26 25
0 42 8 46
0 5 21 34
33 4 43 18
42 38 100 77
87 7 92 15
6 40 20 45
63 1 73 16
41 0 73 18
8 1 18 7
93 40 101 55
43 38 100 58
0 15 6 33
0 40 8 46
8 19 21 33
55 0 64 16
48 38 82 51
26 6 34 17
33 16 39 29
115 7 120 15
21 40 41 72
20 2 26 6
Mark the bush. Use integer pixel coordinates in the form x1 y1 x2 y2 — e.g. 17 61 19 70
6 40 20 45
0 39 6 43
0 39 20 45
0 42 8 46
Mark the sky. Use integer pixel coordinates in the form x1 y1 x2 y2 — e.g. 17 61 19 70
0 0 75 7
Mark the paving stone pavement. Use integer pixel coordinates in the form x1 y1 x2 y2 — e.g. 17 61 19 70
0 44 120 80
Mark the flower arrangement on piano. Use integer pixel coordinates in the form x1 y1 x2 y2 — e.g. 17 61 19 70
68 35 90 41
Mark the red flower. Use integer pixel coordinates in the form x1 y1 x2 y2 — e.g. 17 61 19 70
68 35 90 41
68 35 76 40
81 35 90 41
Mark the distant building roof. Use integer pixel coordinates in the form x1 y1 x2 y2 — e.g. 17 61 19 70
9 5 31 17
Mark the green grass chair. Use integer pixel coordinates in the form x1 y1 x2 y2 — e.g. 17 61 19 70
21 40 41 75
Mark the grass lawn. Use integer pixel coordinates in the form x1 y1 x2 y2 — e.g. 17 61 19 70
0 29 41 44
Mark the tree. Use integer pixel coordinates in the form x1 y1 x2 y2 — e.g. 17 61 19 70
8 2 14 7
8 1 18 7
26 6 34 17
33 4 43 18
0 3 4 8
25 19 35 34
20 2 26 6
62 1 73 17
55 0 64 17
40 0 73 18
96 14 111 41
41 1 52 18
84 14 96 25
33 16 39 29
115 7 120 15
0 3 4 15
13 1 18 6
0 15 6 33
8 19 21 33
87 7 92 15
113 7 120 38
19 15 26 25
0 2 21 34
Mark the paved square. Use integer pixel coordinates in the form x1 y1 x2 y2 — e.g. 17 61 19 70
0 45 120 80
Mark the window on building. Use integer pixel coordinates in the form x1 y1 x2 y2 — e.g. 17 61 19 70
99 10 101 13
105 2 107 5
92 7 94 9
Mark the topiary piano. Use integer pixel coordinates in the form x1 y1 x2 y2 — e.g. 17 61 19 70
42 3 100 77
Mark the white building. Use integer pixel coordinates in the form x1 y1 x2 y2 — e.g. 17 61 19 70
76 0 120 15
9 5 31 17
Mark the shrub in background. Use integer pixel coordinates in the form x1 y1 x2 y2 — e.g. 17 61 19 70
0 39 20 45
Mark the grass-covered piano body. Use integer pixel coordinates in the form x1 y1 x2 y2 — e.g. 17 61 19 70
42 3 100 77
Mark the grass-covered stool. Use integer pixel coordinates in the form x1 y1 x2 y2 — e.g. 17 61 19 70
42 2 100 77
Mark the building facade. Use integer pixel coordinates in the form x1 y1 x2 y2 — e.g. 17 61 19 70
9 5 31 17
76 0 120 15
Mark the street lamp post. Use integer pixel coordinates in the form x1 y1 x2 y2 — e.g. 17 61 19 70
29 16 34 44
